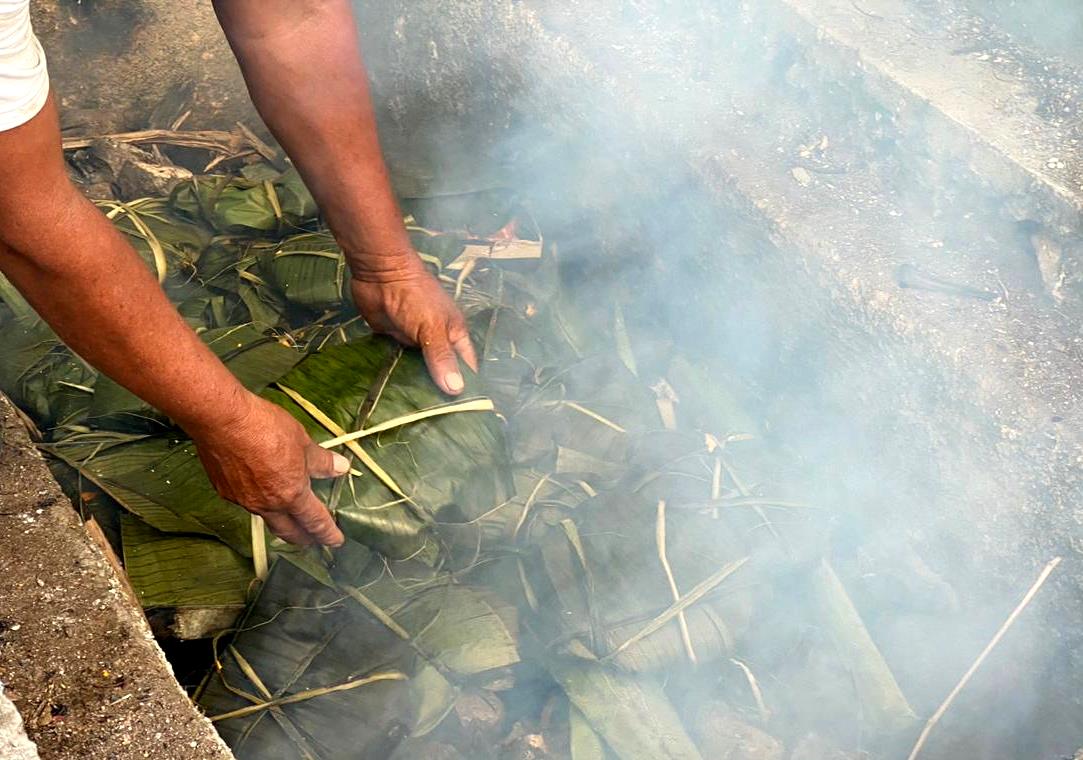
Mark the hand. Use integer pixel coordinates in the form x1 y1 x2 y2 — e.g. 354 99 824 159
191 392 348 546
350 257 478 395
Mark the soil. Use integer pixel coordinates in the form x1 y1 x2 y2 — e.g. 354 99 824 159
0 395 232 760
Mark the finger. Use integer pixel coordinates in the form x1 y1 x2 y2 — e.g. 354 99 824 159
290 488 345 547
449 318 478 373
260 510 314 546
419 325 464 395
306 441 350 479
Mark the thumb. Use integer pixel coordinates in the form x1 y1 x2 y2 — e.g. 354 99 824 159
421 326 464 395
306 441 350 479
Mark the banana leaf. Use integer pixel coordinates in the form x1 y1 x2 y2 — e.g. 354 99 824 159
121 514 254 608
570 704 608 760
170 168 318 235
177 295 214 328
528 480 757 674
48 335 507 575
100 197 213 282
401 188 518 237
0 280 97 428
808 560 916 734
199 559 415 760
393 585 519 675
200 557 520 759
237 282 288 329
0 269 300 433
266 336 509 559
548 645 703 760
407 665 459 737
48 433 252 552
193 242 246 293
256 232 350 311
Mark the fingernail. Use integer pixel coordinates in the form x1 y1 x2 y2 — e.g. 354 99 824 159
331 453 350 476
445 371 464 393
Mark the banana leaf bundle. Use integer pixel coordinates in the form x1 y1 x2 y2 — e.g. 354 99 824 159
0 163 919 760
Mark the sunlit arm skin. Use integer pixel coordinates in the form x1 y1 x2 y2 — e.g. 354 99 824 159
213 0 477 394
0 95 347 546
0 1 478 546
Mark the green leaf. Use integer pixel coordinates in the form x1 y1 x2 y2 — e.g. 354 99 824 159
201 556 513 755
395 585 520 675
205 326 304 392
401 188 517 237
194 242 245 293
268 337 508 559
237 283 285 328
407 665 458 737
0 303 96 428
121 514 254 608
170 168 318 235
549 652 703 760
570 704 607 760
48 434 252 553
198 560 414 760
102 198 213 280
258 232 349 310
808 560 917 734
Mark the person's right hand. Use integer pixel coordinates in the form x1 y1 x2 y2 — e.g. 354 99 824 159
190 392 348 547
349 255 477 396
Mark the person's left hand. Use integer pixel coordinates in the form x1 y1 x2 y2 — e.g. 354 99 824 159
350 256 477 395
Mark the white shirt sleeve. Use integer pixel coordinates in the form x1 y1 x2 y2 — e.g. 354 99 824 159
0 0 48 132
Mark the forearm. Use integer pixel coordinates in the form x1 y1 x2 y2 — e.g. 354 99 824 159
0 99 249 435
214 0 415 277
214 0 476 395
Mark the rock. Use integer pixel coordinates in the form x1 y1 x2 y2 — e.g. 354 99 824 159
116 158 193 200
69 139 193 200
0 684 40 760
87 139 193 199
82 139 194 201
1030 232 1066 302
499 731 550 760
73 181 117 202
690 700 784 760
67 147 117 200
454 690 505 738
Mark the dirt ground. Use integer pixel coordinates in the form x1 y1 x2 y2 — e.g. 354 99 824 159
0 395 232 760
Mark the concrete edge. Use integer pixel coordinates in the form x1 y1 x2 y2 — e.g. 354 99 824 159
0 394 233 760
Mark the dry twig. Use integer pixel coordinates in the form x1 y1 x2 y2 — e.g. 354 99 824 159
210 671 407 722
62 125 278 164
656 500 697 664
906 557 1062 760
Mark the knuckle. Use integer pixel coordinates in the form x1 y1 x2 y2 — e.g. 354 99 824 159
448 311 468 332
279 481 309 506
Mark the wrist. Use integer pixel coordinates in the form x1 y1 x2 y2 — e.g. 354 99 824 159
177 383 257 441
346 246 426 284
